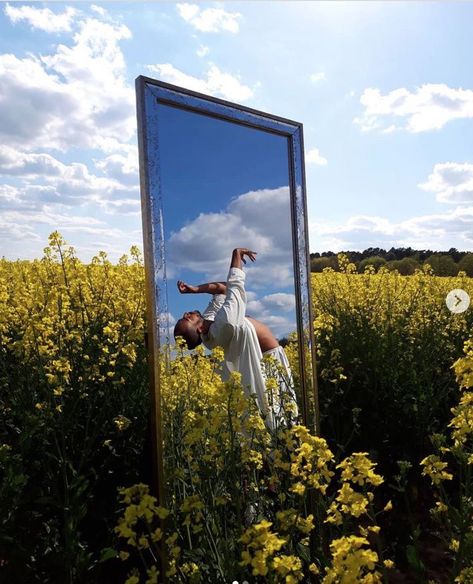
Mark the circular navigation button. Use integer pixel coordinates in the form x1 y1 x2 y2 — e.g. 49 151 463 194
446 288 470 314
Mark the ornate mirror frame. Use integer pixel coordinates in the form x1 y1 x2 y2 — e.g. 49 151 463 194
135 75 319 504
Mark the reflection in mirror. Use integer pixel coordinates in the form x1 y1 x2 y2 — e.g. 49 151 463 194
160 105 295 343
159 103 299 429
137 77 319 579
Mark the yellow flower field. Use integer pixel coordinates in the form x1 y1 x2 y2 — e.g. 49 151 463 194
0 236 472 583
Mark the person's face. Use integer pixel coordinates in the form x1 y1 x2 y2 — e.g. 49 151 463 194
181 310 201 325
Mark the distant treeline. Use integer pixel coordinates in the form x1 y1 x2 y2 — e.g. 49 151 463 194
310 247 473 276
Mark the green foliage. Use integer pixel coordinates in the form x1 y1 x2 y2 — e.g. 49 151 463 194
310 256 338 273
385 257 421 275
458 253 473 277
312 268 473 462
0 235 149 583
425 254 459 277
358 256 386 273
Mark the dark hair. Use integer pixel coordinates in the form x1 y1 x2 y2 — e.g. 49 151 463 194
174 318 202 350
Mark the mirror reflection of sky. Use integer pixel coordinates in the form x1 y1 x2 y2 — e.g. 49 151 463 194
157 102 296 340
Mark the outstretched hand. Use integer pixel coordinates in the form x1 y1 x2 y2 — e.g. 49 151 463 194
231 247 257 270
237 248 257 264
177 280 197 294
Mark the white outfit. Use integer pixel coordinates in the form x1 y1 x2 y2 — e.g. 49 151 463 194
201 267 274 428
262 346 299 421
202 293 226 322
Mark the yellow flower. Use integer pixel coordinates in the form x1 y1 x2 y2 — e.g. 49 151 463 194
449 539 460 552
337 453 384 487
383 500 393 512
323 535 381 583
420 455 453 485
113 415 131 431
309 563 320 574
145 566 158 584
290 482 306 496
456 567 473 583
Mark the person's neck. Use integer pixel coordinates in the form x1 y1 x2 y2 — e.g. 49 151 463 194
201 319 212 334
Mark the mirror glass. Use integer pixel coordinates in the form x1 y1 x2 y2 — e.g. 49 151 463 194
158 103 296 350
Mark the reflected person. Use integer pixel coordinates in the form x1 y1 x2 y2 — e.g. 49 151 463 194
173 247 298 429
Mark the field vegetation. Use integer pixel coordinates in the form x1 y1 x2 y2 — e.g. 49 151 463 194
1 234 472 583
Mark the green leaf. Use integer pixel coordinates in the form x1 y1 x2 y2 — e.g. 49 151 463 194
99 547 118 562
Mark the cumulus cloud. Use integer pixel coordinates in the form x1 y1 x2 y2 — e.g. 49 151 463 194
354 84 473 133
248 292 295 314
0 184 20 206
419 162 473 204
247 293 296 337
167 186 294 287
0 145 65 177
0 144 139 215
310 206 473 253
176 3 242 33
5 4 77 33
306 147 328 166
146 63 254 102
0 8 134 152
94 147 139 187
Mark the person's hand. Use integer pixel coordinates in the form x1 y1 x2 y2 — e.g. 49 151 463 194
235 248 257 264
177 280 197 294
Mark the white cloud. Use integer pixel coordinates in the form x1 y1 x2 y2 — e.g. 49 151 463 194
146 63 254 102
247 293 296 337
196 45 210 57
0 145 65 177
5 4 77 33
0 215 40 242
354 84 473 133
310 205 473 253
0 184 20 205
306 147 328 166
90 5 106 16
94 149 139 187
176 3 242 33
310 72 326 84
248 292 295 314
0 11 134 152
0 145 139 214
419 162 473 204
167 186 294 287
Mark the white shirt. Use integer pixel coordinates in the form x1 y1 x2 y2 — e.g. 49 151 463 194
201 267 273 428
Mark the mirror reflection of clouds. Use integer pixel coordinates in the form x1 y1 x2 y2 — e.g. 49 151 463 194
167 185 296 339
157 103 297 339
168 186 292 282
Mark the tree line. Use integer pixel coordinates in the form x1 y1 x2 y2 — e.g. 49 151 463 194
310 247 473 276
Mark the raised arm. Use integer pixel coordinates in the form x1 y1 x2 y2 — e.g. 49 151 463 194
230 248 257 270
177 280 227 295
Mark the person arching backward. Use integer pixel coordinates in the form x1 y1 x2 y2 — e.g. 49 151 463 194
173 247 298 429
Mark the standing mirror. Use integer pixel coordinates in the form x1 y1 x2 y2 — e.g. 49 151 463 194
136 76 318 509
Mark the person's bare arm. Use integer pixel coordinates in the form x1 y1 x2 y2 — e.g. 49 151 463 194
230 248 257 270
177 280 227 295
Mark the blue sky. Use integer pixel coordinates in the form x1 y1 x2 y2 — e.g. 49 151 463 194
156 101 296 337
1 1 473 269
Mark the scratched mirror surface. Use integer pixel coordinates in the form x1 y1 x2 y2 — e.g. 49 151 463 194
136 77 318 509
